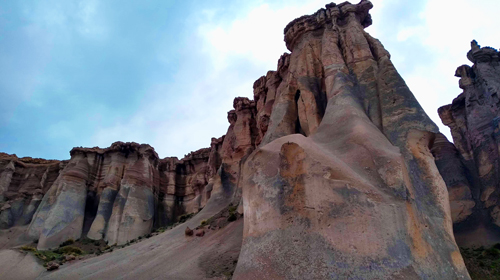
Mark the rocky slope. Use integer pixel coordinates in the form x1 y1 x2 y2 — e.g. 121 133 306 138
0 0 478 279
435 41 500 248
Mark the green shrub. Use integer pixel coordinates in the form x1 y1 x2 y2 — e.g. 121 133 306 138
484 248 500 257
228 206 237 213
201 220 207 226
59 246 84 255
178 213 195 223
59 238 75 247
20 245 36 252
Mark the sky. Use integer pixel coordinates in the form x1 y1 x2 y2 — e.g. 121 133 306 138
0 0 499 160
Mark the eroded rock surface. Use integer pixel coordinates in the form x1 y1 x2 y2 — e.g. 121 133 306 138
437 41 500 248
0 1 473 279
0 141 224 249
233 1 469 278
0 153 64 230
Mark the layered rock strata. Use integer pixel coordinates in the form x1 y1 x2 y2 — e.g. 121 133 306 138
437 41 500 247
0 1 474 278
0 142 222 249
0 153 64 230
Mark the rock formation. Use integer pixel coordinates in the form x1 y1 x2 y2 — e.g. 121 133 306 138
232 1 469 278
0 142 224 249
436 41 500 247
0 153 64 230
0 1 474 279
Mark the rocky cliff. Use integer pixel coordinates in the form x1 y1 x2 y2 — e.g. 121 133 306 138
0 141 224 250
436 41 500 248
0 1 475 279
0 153 64 230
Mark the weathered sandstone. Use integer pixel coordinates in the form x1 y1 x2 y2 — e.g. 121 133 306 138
0 1 475 279
0 141 223 249
0 153 64 230
437 41 500 247
233 1 469 278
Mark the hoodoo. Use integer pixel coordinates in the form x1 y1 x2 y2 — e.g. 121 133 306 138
435 40 500 248
233 1 468 278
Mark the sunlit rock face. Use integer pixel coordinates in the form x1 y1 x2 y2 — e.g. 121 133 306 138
437 41 500 248
233 1 469 279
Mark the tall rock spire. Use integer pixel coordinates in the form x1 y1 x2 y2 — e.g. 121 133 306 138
437 40 500 247
233 1 468 279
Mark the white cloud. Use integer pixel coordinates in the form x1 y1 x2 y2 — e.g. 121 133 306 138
198 0 328 71
389 0 500 140
89 0 500 159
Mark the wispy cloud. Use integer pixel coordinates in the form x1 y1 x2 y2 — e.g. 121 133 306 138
1 0 499 160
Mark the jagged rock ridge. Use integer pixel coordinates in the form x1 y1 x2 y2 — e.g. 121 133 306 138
0 142 222 249
435 41 500 248
0 153 65 230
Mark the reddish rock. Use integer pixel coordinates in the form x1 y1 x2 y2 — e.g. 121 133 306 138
15 141 226 249
64 255 76 262
0 153 64 230
184 227 193 236
437 40 500 247
195 229 205 237
46 261 59 271
233 1 468 279
431 133 475 224
0 1 475 279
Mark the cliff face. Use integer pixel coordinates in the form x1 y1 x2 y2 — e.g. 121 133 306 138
436 41 500 247
0 142 222 249
0 1 473 279
0 153 65 230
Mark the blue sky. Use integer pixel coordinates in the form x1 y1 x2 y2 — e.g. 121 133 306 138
1 0 499 160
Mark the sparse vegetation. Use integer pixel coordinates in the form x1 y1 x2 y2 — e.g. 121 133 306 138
59 238 75 247
19 237 113 268
17 205 242 270
461 244 500 279
57 246 84 255
178 213 195 223
228 205 237 213
227 204 238 222
20 245 36 252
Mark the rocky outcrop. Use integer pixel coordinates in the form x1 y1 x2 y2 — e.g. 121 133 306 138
0 153 64 230
233 1 469 278
27 142 160 249
0 1 474 278
432 134 475 225
0 141 223 249
437 41 500 247
156 146 215 228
